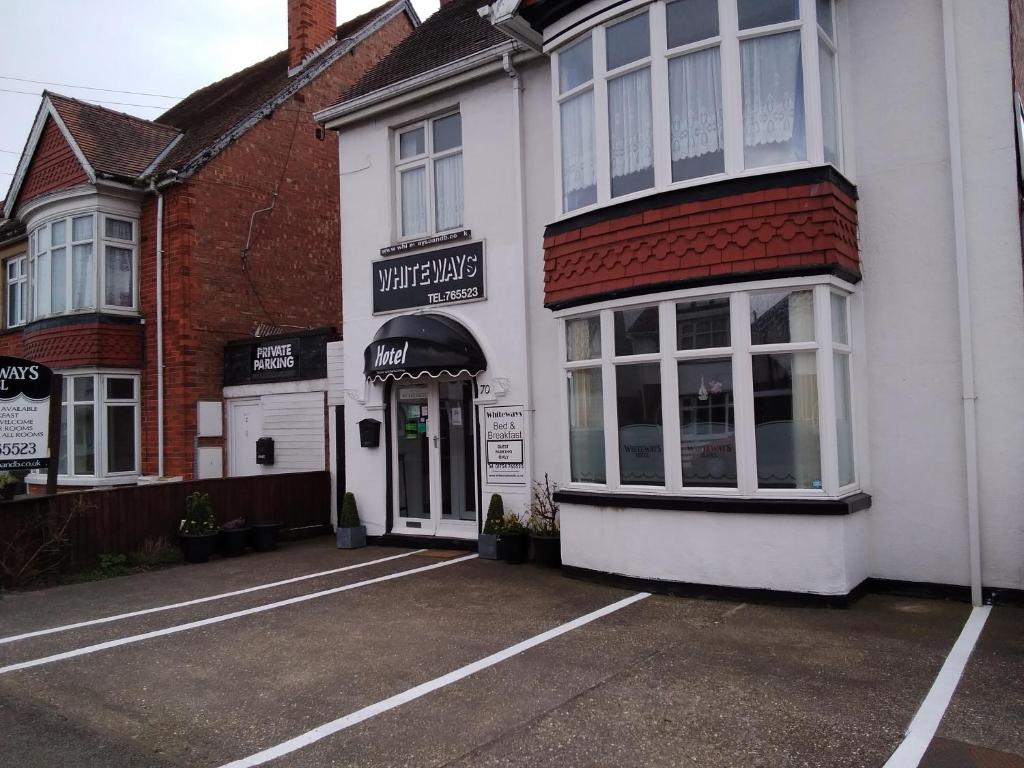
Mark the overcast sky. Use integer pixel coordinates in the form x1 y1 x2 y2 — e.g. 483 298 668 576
0 0 440 202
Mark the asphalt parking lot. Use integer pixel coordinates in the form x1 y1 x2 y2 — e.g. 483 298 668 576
0 538 1020 768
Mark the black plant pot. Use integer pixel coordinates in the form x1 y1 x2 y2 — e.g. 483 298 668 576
220 527 251 557
250 522 281 552
530 534 562 568
179 532 219 564
499 532 529 564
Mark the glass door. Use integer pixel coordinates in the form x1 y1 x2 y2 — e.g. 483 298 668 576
392 379 478 538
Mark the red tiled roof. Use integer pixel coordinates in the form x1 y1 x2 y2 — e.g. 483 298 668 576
156 0 400 174
47 93 180 180
336 0 509 105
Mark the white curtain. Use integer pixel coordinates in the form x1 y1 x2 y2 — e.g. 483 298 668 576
35 252 51 316
560 90 596 206
433 152 463 232
72 243 95 310
105 246 133 307
669 47 724 162
608 67 654 180
51 247 67 313
400 166 428 236
741 31 802 147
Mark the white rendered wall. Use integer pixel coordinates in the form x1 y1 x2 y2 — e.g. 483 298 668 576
337 67 542 535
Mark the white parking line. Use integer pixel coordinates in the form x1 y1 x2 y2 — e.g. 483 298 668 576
218 591 651 768
0 554 478 676
883 605 992 768
0 550 427 646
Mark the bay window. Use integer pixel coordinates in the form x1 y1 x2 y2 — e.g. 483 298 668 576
395 112 463 238
27 212 137 319
58 372 140 479
560 279 857 497
554 0 841 213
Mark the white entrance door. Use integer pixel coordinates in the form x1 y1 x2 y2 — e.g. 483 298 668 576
229 399 263 477
392 380 477 538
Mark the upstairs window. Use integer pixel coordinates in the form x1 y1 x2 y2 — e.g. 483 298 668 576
554 0 841 214
28 212 137 320
395 112 463 238
5 254 26 328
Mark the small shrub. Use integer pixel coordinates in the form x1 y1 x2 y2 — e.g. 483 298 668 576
0 471 18 490
221 517 247 531
483 494 504 535
501 511 528 535
527 473 560 536
339 492 361 528
180 492 216 535
130 536 182 567
98 553 131 578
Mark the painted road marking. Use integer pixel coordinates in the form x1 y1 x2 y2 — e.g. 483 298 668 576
883 605 992 768
0 554 478 675
219 591 652 768
0 550 427 646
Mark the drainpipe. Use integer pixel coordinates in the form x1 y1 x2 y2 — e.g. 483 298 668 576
148 180 166 478
941 0 982 606
502 50 536 482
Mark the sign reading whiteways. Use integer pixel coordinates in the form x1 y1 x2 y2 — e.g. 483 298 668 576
372 241 485 314
0 357 54 471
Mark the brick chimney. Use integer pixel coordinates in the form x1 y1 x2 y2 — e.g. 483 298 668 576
288 0 337 70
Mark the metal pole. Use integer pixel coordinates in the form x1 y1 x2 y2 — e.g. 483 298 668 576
45 373 62 496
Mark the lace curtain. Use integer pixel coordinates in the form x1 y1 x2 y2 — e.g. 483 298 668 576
669 47 724 162
433 152 463 232
104 246 133 307
608 67 654 180
741 31 802 148
72 244 95 309
560 90 596 205
400 167 428 236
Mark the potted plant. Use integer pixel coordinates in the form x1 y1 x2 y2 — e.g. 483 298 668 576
478 494 504 560
336 491 366 549
250 521 282 552
528 473 561 568
0 471 18 501
499 511 529 564
220 516 250 557
179 491 218 563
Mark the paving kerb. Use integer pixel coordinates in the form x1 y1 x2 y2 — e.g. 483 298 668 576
0 538 400 638
0 558 640 767
0 547 435 668
936 606 1024 756
279 594 972 768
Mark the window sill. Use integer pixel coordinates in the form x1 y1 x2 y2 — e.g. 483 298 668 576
552 488 871 516
24 312 142 332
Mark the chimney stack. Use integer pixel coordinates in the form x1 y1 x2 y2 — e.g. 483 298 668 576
288 0 337 71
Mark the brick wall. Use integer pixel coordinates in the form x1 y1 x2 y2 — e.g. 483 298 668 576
289 0 338 69
543 174 859 308
15 118 89 209
140 12 413 478
21 319 143 369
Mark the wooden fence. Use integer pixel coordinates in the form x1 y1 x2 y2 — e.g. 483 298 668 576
0 471 332 579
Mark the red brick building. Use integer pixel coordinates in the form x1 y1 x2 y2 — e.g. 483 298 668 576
0 0 417 489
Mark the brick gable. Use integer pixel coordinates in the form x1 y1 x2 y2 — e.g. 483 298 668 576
15 118 89 209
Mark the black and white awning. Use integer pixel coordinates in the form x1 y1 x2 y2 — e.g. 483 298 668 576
364 314 487 382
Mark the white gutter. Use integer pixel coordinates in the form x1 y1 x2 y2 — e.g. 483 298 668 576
315 42 522 128
941 0 982 606
502 51 536 483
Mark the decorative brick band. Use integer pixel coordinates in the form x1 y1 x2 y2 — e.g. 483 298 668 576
543 168 859 308
22 315 144 369
15 118 89 209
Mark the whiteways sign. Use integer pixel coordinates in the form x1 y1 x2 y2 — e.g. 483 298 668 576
0 357 53 471
484 406 526 485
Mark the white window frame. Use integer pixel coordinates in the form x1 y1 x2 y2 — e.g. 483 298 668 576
557 275 859 499
393 111 464 241
551 0 840 217
56 370 141 481
26 210 139 321
5 253 27 328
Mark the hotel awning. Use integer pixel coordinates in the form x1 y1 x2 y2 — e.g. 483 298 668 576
364 314 487 382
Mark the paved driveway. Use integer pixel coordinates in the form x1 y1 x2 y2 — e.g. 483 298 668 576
0 538 1020 767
